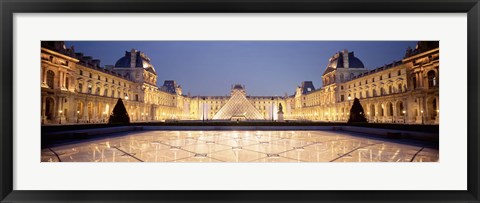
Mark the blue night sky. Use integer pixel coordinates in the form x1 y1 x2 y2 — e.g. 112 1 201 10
65 41 417 96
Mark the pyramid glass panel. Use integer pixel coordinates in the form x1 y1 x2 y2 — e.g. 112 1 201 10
213 90 264 120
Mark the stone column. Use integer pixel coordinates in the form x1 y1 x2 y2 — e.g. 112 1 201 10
404 98 408 124
435 97 439 124
59 71 63 89
83 99 88 123
57 97 65 124
61 71 66 90
41 67 48 88
415 72 420 89
419 71 424 88
41 96 46 124
392 102 397 123
93 101 98 123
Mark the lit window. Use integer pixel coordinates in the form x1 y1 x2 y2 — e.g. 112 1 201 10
46 70 55 89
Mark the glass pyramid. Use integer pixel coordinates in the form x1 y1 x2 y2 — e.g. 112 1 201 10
213 90 265 120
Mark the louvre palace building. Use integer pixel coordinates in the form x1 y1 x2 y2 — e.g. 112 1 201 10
41 41 439 125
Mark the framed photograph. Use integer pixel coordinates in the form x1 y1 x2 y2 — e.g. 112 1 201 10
1 0 479 202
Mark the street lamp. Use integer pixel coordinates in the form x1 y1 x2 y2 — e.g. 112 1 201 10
347 96 353 115
202 97 206 122
58 110 63 124
402 110 406 123
102 111 106 123
271 97 274 121
77 110 80 123
421 110 424 124
141 112 144 121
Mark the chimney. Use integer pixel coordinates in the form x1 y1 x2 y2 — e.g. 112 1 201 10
342 49 349 69
130 49 137 68
75 52 84 59
92 59 101 68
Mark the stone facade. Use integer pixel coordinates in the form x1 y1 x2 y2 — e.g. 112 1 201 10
41 41 439 124
286 42 439 124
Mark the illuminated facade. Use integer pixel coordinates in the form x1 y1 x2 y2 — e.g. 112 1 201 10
286 42 439 124
41 41 438 125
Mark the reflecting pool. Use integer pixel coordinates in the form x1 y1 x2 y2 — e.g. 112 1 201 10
41 130 438 162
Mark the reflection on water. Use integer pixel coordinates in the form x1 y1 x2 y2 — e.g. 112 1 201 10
41 131 438 162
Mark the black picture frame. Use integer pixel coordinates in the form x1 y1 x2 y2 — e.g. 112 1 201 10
1 0 479 202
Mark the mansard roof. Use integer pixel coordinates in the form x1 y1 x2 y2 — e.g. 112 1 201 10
323 50 365 75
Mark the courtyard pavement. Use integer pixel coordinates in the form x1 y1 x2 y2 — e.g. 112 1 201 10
41 130 438 162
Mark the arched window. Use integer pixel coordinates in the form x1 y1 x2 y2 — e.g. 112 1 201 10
428 70 437 88
397 102 404 116
96 87 100 95
111 90 115 97
104 88 108 96
87 84 92 94
432 98 438 118
398 83 402 93
388 86 392 94
46 70 55 89
78 83 83 93
388 103 393 116
412 76 417 89
65 77 69 90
